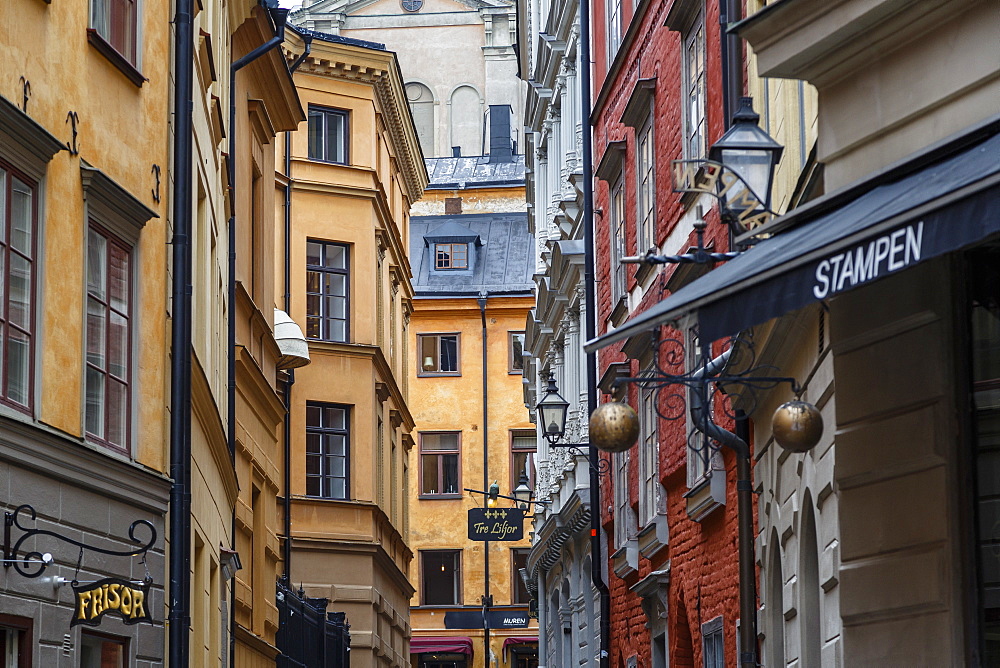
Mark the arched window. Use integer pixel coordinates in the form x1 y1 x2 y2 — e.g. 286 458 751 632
450 85 482 157
405 82 435 157
767 530 786 667
800 494 822 667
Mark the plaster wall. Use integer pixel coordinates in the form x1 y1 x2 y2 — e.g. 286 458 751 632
408 295 537 667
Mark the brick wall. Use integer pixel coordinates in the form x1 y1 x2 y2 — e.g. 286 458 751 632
592 0 749 664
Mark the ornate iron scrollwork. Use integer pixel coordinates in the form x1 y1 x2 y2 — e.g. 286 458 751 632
2 504 156 579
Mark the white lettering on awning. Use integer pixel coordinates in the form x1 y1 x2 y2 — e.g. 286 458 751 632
813 222 924 299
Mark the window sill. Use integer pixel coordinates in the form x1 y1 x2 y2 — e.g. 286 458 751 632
85 434 131 458
87 30 145 87
684 472 725 522
417 372 462 378
307 157 350 166
611 539 640 579
637 515 669 559
418 494 463 500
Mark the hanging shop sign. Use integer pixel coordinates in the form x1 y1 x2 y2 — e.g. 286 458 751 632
671 159 773 232
3 504 158 628
72 577 153 627
444 609 531 629
468 508 524 542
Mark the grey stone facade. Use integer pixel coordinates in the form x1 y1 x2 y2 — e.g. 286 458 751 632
0 413 169 667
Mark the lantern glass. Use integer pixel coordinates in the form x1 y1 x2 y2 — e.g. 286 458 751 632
536 377 569 443
709 97 783 213
512 473 532 505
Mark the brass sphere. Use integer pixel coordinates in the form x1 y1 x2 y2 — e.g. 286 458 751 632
772 400 823 453
589 402 640 453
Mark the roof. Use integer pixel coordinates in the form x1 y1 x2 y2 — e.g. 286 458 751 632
410 212 534 296
288 24 386 51
424 155 526 189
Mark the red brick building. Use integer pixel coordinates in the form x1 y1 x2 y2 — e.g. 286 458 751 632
589 0 749 665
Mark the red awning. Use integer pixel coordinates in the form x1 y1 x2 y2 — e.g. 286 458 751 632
502 636 538 658
410 636 474 656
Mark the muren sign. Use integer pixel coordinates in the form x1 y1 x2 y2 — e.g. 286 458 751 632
671 159 773 233
72 577 153 627
468 507 524 542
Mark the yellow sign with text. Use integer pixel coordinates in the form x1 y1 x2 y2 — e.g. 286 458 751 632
72 577 153 627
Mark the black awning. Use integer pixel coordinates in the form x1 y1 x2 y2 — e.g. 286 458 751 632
585 131 1000 352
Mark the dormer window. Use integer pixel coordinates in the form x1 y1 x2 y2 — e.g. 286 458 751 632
435 243 468 270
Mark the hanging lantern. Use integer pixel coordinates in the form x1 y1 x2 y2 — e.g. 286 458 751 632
589 402 640 453
772 400 823 453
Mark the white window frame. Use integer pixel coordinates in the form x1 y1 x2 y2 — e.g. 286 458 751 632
681 14 706 159
636 116 656 253
613 447 636 547
638 370 661 527
685 325 712 488
702 616 724 668
610 173 627 304
606 0 623 66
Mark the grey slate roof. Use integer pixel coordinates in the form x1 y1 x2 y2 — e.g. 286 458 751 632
289 24 386 51
424 155 526 189
410 213 535 297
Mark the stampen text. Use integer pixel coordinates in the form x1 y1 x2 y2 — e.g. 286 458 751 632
813 222 924 299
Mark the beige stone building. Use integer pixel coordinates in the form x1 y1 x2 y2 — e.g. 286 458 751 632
278 26 428 667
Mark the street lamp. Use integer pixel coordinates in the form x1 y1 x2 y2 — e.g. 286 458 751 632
536 373 570 446
709 96 784 220
512 473 532 511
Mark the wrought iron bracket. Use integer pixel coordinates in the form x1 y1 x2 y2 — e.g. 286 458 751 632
546 442 611 478
2 504 156 579
463 488 549 507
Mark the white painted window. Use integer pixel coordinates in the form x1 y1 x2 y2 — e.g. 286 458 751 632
636 117 656 253
610 173 627 303
614 447 636 547
638 373 660 526
607 0 622 66
686 326 711 488
682 16 706 159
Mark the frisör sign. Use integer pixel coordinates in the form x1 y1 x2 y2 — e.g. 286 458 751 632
72 577 153 627
468 508 524 541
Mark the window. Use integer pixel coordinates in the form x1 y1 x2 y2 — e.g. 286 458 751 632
686 327 711 487
306 240 348 342
435 243 468 270
80 631 127 668
305 402 349 499
636 118 656 253
638 379 660 526
422 550 461 605
610 174 627 303
613 447 635 547
702 616 724 668
401 0 423 11
510 429 535 491
509 331 525 374
511 548 531 605
85 225 132 452
418 333 459 375
418 655 467 668
606 0 623 66
420 432 460 497
406 82 435 156
682 18 706 158
0 164 35 411
308 107 348 164
89 0 138 66
0 614 32 668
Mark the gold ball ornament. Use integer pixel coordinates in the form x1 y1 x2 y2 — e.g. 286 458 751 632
772 400 823 453
589 402 640 453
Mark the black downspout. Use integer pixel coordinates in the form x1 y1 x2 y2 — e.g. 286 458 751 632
282 33 311 584
579 0 611 664
735 410 757 668
478 292 491 664
720 0 742 128
225 7 289 667
168 0 194 662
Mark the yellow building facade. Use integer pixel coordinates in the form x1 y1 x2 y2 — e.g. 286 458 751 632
407 210 538 668
0 0 170 662
278 27 428 668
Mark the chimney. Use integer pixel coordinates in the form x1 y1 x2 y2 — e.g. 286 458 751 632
487 104 514 163
452 146 462 157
